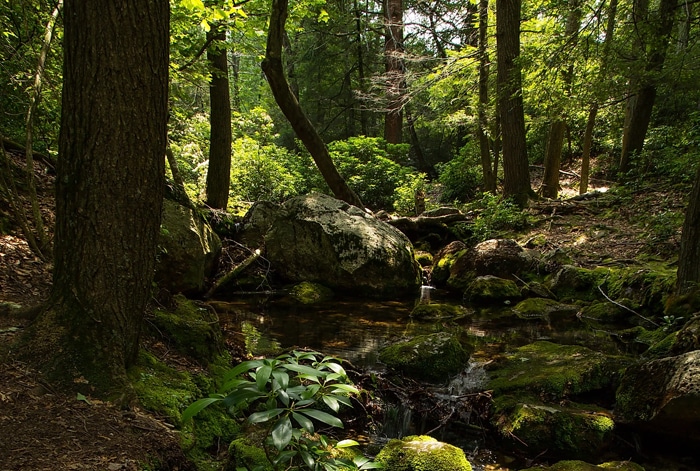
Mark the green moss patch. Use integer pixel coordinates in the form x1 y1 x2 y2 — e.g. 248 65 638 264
465 276 521 303
288 281 334 304
376 435 473 471
513 298 578 321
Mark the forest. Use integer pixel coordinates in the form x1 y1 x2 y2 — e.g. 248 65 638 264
1 0 700 470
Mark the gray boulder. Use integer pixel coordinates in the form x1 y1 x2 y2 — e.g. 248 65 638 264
238 193 421 296
155 199 221 294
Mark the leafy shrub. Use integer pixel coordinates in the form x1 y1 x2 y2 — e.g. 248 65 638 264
468 193 530 242
435 145 482 203
182 350 379 471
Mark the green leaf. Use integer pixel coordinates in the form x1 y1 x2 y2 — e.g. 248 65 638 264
274 450 297 464
76 393 92 405
283 363 328 377
300 450 315 469
181 0 205 11
278 388 290 407
322 395 340 412
301 384 321 399
256 364 272 391
224 387 266 407
325 362 347 376
271 416 293 450
223 360 264 384
272 370 289 389
336 439 359 448
248 408 285 424
330 384 359 395
292 411 315 433
181 396 222 422
298 409 344 428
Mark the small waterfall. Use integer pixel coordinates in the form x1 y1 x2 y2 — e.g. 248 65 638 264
447 362 489 396
419 285 435 304
379 403 414 439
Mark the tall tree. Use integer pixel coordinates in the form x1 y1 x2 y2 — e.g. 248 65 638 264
205 25 232 209
619 0 678 174
27 0 169 395
497 0 530 206
262 0 364 208
477 0 496 193
383 0 404 143
677 164 700 295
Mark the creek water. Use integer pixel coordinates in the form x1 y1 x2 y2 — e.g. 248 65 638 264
209 290 692 471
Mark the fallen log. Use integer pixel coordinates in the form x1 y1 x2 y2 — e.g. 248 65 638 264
204 248 262 299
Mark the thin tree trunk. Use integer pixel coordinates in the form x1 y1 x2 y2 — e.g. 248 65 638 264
477 0 495 193
405 106 430 175
677 164 700 295
262 0 363 208
497 0 530 206
383 0 404 144
23 0 62 258
354 0 368 136
205 26 232 209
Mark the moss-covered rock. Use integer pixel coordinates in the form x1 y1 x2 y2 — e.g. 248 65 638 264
415 251 433 267
151 294 223 365
379 332 471 382
464 276 521 304
521 281 556 299
431 241 468 288
513 298 578 321
487 341 628 400
376 435 472 471
521 460 644 471
288 281 333 304
546 265 610 303
579 301 630 324
410 303 470 321
228 438 273 471
605 266 676 315
491 395 615 459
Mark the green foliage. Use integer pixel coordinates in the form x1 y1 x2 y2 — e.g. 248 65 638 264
468 193 530 242
183 350 380 470
435 145 482 204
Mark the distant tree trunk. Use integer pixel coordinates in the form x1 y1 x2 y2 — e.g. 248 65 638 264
205 26 232 210
354 0 369 136
383 0 404 144
619 0 677 174
27 0 169 396
405 106 430 175
541 0 581 199
263 0 363 208
497 0 530 206
677 165 700 295
477 0 496 193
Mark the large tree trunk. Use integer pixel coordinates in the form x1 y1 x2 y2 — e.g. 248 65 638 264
27 0 169 396
262 0 363 208
205 26 232 210
477 0 496 193
677 165 700 295
383 0 404 144
497 0 530 206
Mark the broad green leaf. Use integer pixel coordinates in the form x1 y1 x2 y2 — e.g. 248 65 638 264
325 361 346 376
256 364 272 391
336 439 359 448
181 396 222 422
272 370 289 389
330 384 359 394
248 408 285 424
274 450 297 464
332 395 353 408
292 411 314 433
224 387 266 407
278 388 290 407
200 19 210 32
223 360 264 384
298 408 344 428
301 384 321 399
322 395 340 412
295 399 315 407
271 416 293 450
283 363 328 377
218 378 251 394
181 0 205 11
300 450 315 469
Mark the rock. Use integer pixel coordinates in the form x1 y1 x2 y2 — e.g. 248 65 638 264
464 275 521 303
487 341 628 400
492 396 615 459
446 239 538 291
156 199 222 294
669 314 700 356
579 301 630 324
513 298 578 321
547 265 610 302
431 241 468 287
521 281 556 299
237 193 422 297
410 303 470 321
376 435 472 471
615 350 700 443
288 281 333 304
379 332 471 382
521 460 644 471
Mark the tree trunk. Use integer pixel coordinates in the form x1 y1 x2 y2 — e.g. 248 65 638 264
205 26 232 210
262 0 363 209
353 0 369 136
677 164 700 295
28 0 169 396
497 0 530 206
477 0 496 193
383 0 404 144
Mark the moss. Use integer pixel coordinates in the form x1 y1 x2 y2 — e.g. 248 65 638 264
605 266 676 314
433 248 468 287
464 276 521 303
486 341 628 400
521 460 644 471
410 303 469 321
288 281 334 304
492 396 615 459
151 294 223 365
414 251 433 267
376 435 472 471
547 266 611 302
228 438 273 471
379 332 471 382
579 302 630 324
513 298 578 321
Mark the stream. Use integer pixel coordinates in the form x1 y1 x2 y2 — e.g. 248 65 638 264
209 290 696 471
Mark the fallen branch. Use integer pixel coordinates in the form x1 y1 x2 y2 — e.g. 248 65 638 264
204 248 262 299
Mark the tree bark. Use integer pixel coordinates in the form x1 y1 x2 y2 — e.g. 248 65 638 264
677 165 700 295
28 0 169 396
262 0 363 208
497 0 530 206
477 0 496 193
383 0 404 144
205 26 232 210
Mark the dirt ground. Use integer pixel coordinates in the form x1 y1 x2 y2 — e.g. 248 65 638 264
0 149 689 470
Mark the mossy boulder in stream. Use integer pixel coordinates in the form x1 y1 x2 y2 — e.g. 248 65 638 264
464 276 521 304
487 341 628 400
521 460 644 471
513 297 578 321
491 395 615 459
376 435 472 471
288 281 333 304
379 332 471 382
546 265 610 302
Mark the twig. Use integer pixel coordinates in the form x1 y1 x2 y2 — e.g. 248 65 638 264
597 285 659 327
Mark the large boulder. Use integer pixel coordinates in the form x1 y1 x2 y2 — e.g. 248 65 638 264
237 193 422 296
615 350 700 442
155 199 221 294
376 435 473 471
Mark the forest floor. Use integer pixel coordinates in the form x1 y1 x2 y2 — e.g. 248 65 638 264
0 148 691 471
